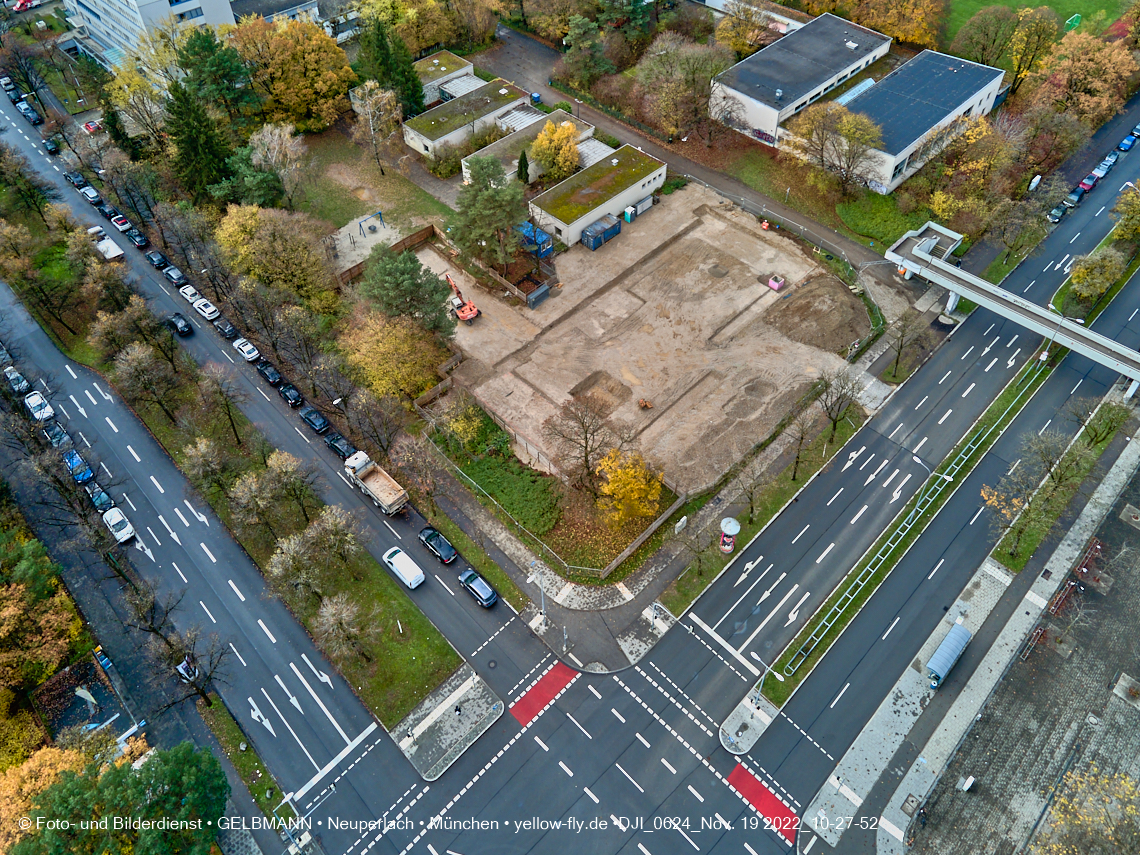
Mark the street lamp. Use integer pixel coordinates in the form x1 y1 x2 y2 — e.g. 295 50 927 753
749 651 784 696
1044 302 1084 358
912 455 952 482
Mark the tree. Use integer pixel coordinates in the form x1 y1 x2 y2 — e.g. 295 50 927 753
1029 31 1137 129
342 314 446 400
850 0 944 48
178 26 259 126
531 120 579 183
0 144 58 224
598 0 651 40
181 436 228 494
787 103 884 195
561 15 612 89
829 111 885 196
517 148 530 183
884 310 930 380
230 17 357 132
988 197 1047 264
0 747 85 852
313 594 373 662
0 586 75 692
106 61 168 148
305 504 364 573
1065 397 1131 448
636 33 735 141
595 448 662 525
13 742 227 855
359 247 454 335
198 363 248 447
112 343 181 423
228 471 280 540
165 80 233 203
1069 247 1126 305
345 388 404 457
356 15 426 116
950 5 1017 65
1034 768 1140 855
267 450 321 524
248 122 308 209
1113 186 1140 243
542 395 623 496
450 156 527 275
267 532 323 603
1007 7 1059 97
351 80 403 175
209 147 283 207
715 0 773 57
669 526 718 577
387 30 425 117
392 435 440 511
816 368 859 442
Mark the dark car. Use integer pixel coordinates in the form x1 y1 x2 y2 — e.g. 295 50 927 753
3 366 29 394
1046 205 1067 224
324 432 356 460
458 568 497 607
418 526 457 564
42 420 71 448
298 405 330 435
144 250 169 269
63 171 87 188
277 383 303 408
256 360 282 386
42 137 59 155
0 340 11 365
1078 172 1099 192
163 266 187 287
212 316 237 339
124 228 148 248
18 103 42 125
84 481 114 513
1063 187 1086 208
95 203 118 220
165 313 192 336
63 450 94 485
5 88 22 105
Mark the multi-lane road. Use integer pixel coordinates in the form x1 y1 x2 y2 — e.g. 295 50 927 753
4 84 1140 855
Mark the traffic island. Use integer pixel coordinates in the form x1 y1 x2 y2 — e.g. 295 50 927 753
392 664 504 782
718 690 780 755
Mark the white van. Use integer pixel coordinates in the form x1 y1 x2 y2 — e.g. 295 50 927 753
382 546 425 589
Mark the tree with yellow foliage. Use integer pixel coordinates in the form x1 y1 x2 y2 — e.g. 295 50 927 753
1007 7 1059 97
852 0 944 49
531 120 580 183
1028 31 1137 129
1034 767 1140 854
1069 247 1126 305
0 747 85 851
341 313 448 400
596 449 663 527
715 0 772 58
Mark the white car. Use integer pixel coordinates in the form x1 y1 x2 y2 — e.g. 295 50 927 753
101 507 135 543
175 656 200 683
193 298 219 320
23 391 54 422
232 338 260 362
178 284 201 303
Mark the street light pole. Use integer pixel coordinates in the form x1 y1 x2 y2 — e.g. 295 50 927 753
749 651 785 696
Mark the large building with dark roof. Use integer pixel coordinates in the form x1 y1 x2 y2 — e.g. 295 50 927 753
711 13 892 144
844 50 1006 192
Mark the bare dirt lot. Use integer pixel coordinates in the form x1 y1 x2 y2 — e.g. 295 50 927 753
449 184 871 493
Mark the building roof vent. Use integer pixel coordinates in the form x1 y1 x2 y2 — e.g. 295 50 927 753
432 59 439 64
846 40 858 49
775 88 782 100
499 88 509 94
612 158 620 166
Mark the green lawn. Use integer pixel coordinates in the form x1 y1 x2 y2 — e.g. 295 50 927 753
836 193 931 248
946 0 1125 41
199 696 292 819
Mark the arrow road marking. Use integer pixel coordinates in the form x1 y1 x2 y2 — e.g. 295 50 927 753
758 571 787 605
842 446 865 472
158 515 180 545
982 335 1000 356
1007 348 1021 368
68 395 86 417
134 539 154 561
734 555 764 587
93 381 112 400
275 675 304 713
290 662 350 744
715 564 774 632
738 584 799 652
890 473 913 504
302 653 333 687
184 500 209 526
784 591 811 627
249 698 276 736
865 460 888 485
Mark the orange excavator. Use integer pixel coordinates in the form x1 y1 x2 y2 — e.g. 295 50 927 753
446 273 480 325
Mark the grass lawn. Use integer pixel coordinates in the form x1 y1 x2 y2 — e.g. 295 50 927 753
836 193 931 248
198 695 293 818
946 0 1125 41
299 131 453 231
661 412 866 617
981 251 1023 285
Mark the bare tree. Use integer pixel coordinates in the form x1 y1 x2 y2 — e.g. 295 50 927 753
542 395 625 496
228 470 279 539
345 388 405 457
305 504 365 576
739 476 769 525
351 81 403 176
198 363 249 447
113 342 181 423
181 437 228 494
669 526 719 578
816 368 860 442
1065 397 1132 448
230 281 293 362
393 435 440 512
885 309 930 380
267 532 323 603
266 450 321 524
313 594 374 662
249 122 309 209
787 410 815 482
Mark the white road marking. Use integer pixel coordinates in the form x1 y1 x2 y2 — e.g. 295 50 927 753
1009 458 1021 474
559 761 573 777
534 736 548 751
434 574 455 595
259 619 276 642
149 475 164 493
859 453 876 471
676 826 700 850
1097 206 1105 216
174 508 189 527
224 351 234 363
261 688 319 771
928 558 945 580
258 388 271 401
201 543 216 562
99 462 111 478
612 708 626 723
84 389 97 406
566 713 591 739
851 505 868 524
816 542 835 564
688 784 704 802
985 357 997 372
1069 232 1080 244
588 685 601 699
294 426 311 444
969 507 985 525
127 445 140 462
383 520 401 538
158 515 180 545
827 487 843 506
228 580 245 601
960 345 974 360
104 416 117 433
962 383 975 398
803 835 818 853
65 365 77 381
939 370 952 384
615 762 644 792
883 617 900 639
290 661 350 744
938 409 952 424
636 733 651 748
881 469 899 489
1022 280 1033 293
1071 378 1083 395
1039 419 1052 435
1132 308 1139 322
638 845 653 855
913 437 927 454
173 562 187 583
229 643 246 666
200 601 216 623
888 423 903 440
791 524 809 544
1006 335 1018 347
661 757 676 774
584 787 599 804
688 614 760 676
123 494 137 511
914 395 927 410
829 683 850 709
146 526 161 546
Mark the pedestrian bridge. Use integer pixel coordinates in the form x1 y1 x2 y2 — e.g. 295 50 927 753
886 221 1140 384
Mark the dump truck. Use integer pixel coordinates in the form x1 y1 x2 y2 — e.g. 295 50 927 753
344 451 408 515
88 226 123 261
927 621 971 689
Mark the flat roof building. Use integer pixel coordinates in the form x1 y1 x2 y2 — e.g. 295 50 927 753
403 80 528 159
414 51 473 104
461 110 598 185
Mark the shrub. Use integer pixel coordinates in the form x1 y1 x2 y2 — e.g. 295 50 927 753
425 124 508 178
594 130 621 148
462 454 561 534
552 101 574 114
661 175 688 195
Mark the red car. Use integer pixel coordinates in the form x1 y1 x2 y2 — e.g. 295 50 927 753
82 120 102 134
1078 172 1099 192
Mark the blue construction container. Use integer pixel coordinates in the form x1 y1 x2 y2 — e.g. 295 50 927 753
516 222 553 258
581 214 621 251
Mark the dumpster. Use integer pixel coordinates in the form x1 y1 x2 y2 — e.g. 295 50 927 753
581 214 621 251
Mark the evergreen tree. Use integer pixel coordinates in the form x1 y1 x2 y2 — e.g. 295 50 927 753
178 27 260 126
165 81 233 203
388 33 425 116
355 18 423 117
563 16 613 88
208 147 284 206
359 248 455 335
449 156 527 275
99 101 140 160
517 148 529 183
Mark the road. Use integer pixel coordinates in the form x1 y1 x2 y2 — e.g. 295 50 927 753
2 72 1138 855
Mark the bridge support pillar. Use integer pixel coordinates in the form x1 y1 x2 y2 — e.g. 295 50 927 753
946 291 960 314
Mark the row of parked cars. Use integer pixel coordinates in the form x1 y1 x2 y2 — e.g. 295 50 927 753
63 170 151 250
0 349 135 544
1 76 42 126
1046 129 1136 224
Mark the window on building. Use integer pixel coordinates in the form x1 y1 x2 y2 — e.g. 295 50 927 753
892 157 909 179
175 6 202 19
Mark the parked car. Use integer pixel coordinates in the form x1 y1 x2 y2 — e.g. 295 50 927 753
95 203 118 220
1046 205 1067 224
63 171 86 188
165 313 192 336
0 340 12 365
232 338 259 362
110 214 133 233
1105 150 1121 165
1063 187 1086 208
212 317 237 339
63 450 94 485
82 120 103 134
324 432 355 460
124 229 148 249
42 137 59 155
101 507 134 543
418 526 457 563
79 186 102 205
42 420 70 448
4 88 22 105
18 103 42 125
177 284 201 303
1078 173 1099 192
458 568 497 607
175 656 199 683
1119 135 1136 152
277 383 302 407
23 391 53 422
144 250 169 269
163 266 188 287
1093 159 1115 179
4 366 29 394
84 481 114 512
193 298 219 320
255 360 282 386
298 405 329 434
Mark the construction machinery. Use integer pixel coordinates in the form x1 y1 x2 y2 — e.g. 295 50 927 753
446 273 480 325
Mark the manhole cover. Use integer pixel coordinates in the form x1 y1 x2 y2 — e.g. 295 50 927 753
487 660 497 669
708 264 728 278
